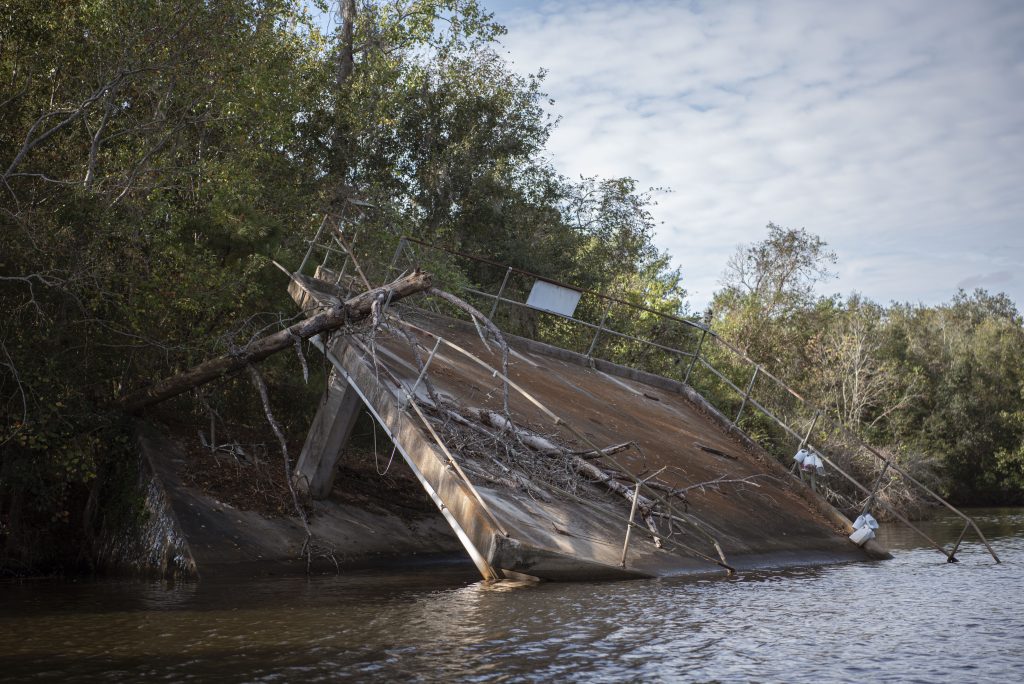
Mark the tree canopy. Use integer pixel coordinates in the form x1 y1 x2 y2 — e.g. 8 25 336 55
705 224 1024 509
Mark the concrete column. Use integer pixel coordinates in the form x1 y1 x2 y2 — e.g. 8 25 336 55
293 371 363 499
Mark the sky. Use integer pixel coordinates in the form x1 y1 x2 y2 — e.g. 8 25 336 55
485 0 1024 310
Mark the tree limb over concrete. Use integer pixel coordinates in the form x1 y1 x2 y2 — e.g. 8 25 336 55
117 270 432 413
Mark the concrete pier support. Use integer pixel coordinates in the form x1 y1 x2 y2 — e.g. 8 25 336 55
294 370 363 499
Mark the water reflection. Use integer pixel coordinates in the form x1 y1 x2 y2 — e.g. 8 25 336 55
877 506 1024 555
1 509 1022 682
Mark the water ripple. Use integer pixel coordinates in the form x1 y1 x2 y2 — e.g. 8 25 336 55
2 510 1023 682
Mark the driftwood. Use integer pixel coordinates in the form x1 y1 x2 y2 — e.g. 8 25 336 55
117 270 432 412
426 287 511 414
572 442 635 460
476 409 664 546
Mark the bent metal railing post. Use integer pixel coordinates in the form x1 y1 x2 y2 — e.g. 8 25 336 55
587 298 614 359
684 326 707 385
489 266 513 320
800 411 820 450
949 521 971 561
385 236 407 285
402 337 442 408
310 230 998 564
734 365 760 423
861 462 891 517
621 480 642 567
299 215 329 274
621 467 668 568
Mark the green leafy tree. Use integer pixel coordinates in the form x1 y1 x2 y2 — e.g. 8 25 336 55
712 222 837 374
883 291 1024 503
1 0 322 570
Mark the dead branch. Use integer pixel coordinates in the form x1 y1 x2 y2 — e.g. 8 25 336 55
571 442 635 460
424 398 582 496
117 269 431 412
477 409 663 546
0 340 28 448
672 474 775 497
84 94 115 189
247 364 313 567
650 510 731 569
1 272 66 318
426 287 510 415
4 95 106 179
292 332 309 384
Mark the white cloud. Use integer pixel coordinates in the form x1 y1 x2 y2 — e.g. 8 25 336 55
489 0 1024 309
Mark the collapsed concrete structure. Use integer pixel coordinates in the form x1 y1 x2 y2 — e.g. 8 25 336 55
285 266 890 581
128 222 998 580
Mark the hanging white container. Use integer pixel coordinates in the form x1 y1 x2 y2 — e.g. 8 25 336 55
853 513 880 531
849 526 876 546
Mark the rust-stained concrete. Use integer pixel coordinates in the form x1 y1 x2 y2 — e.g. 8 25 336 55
290 271 890 581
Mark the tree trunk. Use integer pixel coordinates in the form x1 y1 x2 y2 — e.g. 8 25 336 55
336 0 356 87
117 270 431 413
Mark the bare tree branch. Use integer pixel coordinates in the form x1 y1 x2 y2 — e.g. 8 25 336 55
426 287 510 415
246 364 314 570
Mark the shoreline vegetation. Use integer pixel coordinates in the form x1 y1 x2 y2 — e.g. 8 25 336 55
2 0 1022 575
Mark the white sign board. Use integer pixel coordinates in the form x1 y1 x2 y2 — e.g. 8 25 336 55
526 280 582 318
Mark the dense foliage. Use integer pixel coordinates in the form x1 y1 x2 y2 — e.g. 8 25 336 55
707 225 1024 511
1 1 1020 572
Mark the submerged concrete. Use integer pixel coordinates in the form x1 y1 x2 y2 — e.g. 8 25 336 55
288 271 890 582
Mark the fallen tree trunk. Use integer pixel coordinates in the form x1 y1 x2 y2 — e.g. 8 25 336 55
117 270 432 413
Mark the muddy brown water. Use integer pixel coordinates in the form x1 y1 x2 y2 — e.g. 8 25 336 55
2 509 1023 683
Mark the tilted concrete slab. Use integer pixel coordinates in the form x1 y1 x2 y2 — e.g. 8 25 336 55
290 272 888 581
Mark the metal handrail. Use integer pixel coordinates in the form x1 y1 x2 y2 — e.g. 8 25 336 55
399 236 709 334
304 227 1000 564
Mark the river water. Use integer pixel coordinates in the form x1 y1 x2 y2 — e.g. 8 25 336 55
2 509 1022 683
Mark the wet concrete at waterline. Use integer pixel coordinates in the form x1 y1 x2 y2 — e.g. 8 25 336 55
2 509 1023 683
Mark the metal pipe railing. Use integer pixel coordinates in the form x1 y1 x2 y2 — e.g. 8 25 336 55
400 235 707 333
